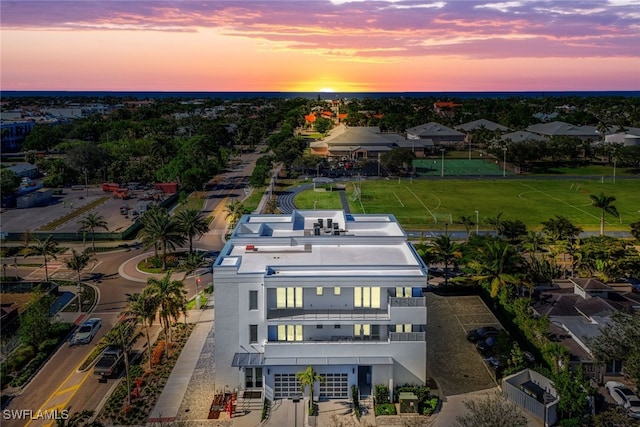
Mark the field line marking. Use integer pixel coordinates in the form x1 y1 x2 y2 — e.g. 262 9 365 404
519 183 603 222
393 192 405 207
406 188 435 217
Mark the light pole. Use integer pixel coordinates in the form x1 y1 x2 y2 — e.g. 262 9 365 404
440 148 446 177
502 147 507 177
613 158 616 184
468 137 472 160
195 276 201 310
475 210 479 235
444 223 449 286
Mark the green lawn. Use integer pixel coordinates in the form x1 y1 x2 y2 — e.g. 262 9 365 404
294 178 640 231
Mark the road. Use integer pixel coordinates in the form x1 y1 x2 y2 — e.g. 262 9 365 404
2 150 263 426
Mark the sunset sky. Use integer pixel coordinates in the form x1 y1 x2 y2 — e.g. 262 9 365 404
1 0 639 92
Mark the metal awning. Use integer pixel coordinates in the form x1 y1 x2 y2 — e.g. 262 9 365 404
232 353 265 367
264 356 393 366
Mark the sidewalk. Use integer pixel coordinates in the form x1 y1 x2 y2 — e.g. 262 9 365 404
147 297 216 423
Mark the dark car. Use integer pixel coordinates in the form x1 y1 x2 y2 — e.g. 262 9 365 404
476 335 499 355
467 326 499 343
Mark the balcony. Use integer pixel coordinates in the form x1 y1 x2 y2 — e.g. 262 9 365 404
267 308 388 321
388 331 425 341
389 297 425 307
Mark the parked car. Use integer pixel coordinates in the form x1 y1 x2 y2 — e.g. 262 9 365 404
476 335 499 355
467 326 499 343
70 318 101 345
606 381 640 419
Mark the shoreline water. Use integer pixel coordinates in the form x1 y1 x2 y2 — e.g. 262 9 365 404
1 90 639 100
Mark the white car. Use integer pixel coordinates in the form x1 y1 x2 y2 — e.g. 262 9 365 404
71 318 102 345
605 381 640 419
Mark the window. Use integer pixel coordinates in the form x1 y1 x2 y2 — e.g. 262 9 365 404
334 287 341 295
396 324 412 333
276 287 303 308
355 324 379 339
354 287 380 308
277 325 303 341
334 324 341 329
316 325 323 329
249 290 258 310
249 325 258 343
396 287 412 298
316 287 323 296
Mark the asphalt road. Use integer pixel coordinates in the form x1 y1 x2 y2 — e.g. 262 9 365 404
2 150 263 426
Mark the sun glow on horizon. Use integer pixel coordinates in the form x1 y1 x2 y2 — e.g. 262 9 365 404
319 87 335 93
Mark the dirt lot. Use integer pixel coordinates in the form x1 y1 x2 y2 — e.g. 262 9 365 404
425 293 500 396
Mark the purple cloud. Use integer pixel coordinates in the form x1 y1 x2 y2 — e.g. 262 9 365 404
1 1 639 59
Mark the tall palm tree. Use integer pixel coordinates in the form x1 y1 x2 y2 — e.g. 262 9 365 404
590 192 619 236
139 207 186 270
455 215 475 241
65 249 95 312
146 272 187 355
176 209 212 253
485 212 503 236
296 366 324 406
468 239 524 299
522 231 546 258
78 213 109 251
127 289 158 370
224 199 248 230
430 235 463 286
24 235 58 282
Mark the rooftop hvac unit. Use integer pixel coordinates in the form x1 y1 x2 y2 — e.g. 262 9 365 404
314 228 321 236
318 218 324 227
334 230 340 236
333 223 339 230
327 218 333 228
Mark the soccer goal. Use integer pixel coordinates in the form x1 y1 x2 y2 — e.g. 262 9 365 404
433 213 453 224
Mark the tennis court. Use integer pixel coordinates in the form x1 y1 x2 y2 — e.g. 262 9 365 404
413 159 508 176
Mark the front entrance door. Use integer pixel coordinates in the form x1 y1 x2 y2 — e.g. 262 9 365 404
357 366 372 396
245 367 263 389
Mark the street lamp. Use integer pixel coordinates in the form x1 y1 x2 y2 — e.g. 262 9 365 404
444 223 449 286
440 148 446 177
502 147 507 177
475 210 479 235
613 158 617 184
195 276 201 310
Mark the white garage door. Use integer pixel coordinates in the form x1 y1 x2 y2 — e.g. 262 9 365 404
274 374 301 399
319 373 349 399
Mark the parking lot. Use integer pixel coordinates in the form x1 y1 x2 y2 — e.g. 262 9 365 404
425 293 500 397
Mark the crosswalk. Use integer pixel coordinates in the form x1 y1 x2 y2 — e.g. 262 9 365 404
26 260 101 281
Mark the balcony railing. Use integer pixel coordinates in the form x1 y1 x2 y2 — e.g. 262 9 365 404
267 308 388 320
388 331 426 341
389 297 426 307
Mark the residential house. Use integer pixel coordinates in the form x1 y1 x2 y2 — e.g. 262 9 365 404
405 122 465 147
212 210 428 401
526 121 599 142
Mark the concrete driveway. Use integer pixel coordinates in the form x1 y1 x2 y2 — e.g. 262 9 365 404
425 293 499 397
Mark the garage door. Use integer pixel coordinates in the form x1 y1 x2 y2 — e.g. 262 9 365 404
319 373 349 399
274 374 301 399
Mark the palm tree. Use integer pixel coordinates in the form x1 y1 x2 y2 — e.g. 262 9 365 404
522 231 546 258
127 289 158 370
24 235 58 282
225 199 248 230
455 215 475 241
78 213 108 251
430 235 462 286
139 207 186 270
65 249 95 312
631 220 640 241
176 209 212 254
590 192 619 236
541 215 582 243
544 342 569 374
296 366 324 407
145 272 187 354
485 212 503 236
468 239 524 299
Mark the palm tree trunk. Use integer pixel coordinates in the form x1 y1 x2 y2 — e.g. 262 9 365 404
44 256 49 282
145 325 152 370
162 241 167 271
600 208 605 235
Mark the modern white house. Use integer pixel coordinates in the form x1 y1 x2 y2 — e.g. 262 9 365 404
212 210 428 401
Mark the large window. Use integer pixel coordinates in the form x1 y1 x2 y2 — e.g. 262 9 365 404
395 324 412 333
354 287 381 308
276 287 303 308
249 290 258 310
249 324 258 343
277 324 303 341
396 287 413 298
354 324 380 339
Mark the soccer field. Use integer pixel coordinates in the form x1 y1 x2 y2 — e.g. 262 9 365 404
294 178 640 231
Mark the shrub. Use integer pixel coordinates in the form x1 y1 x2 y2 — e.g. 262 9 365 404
351 385 360 418
422 397 438 415
151 341 165 365
261 399 271 421
374 384 391 404
375 403 397 416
